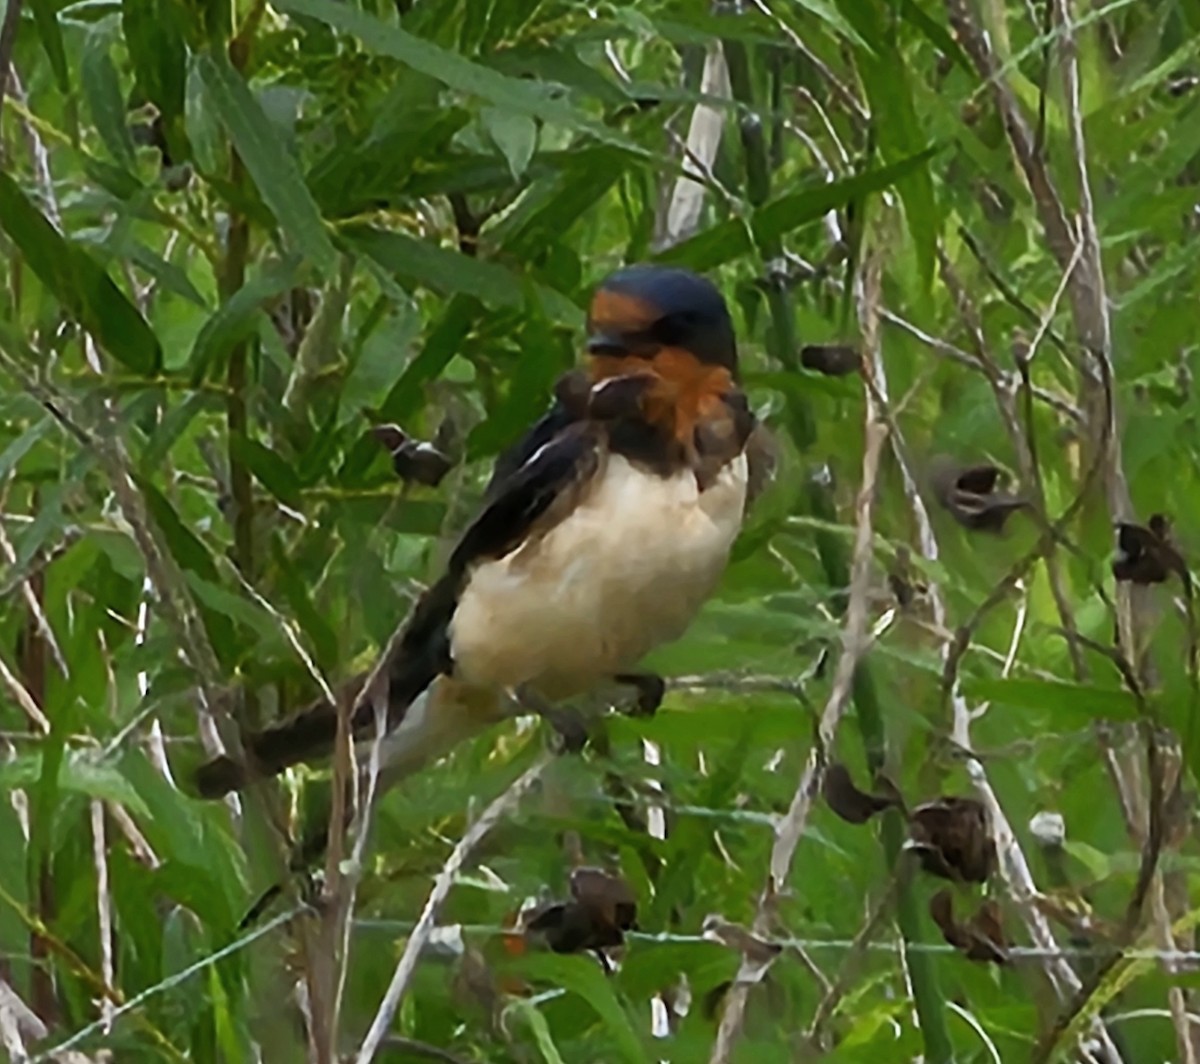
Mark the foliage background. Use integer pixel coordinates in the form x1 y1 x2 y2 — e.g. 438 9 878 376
1 0 1199 1060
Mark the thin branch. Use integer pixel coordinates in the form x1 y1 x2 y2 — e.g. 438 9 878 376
709 412 888 1064
354 754 550 1064
89 803 115 1036
662 42 731 247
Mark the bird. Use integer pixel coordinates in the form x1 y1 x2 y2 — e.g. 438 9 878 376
193 264 770 800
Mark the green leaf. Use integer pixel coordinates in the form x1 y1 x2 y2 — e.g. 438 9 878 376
195 52 338 273
0 416 51 482
377 293 477 423
0 754 152 819
230 435 303 507
754 151 938 262
512 955 646 1063
123 0 187 137
481 106 538 179
188 256 303 381
349 226 581 325
30 0 71 93
506 999 567 1064
83 31 138 168
274 0 643 155
0 172 163 374
843 3 938 296
657 144 941 271
963 678 1138 723
890 0 972 73
135 477 237 662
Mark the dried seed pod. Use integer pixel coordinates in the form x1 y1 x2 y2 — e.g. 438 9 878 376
371 424 453 487
1112 513 1189 588
909 796 996 884
522 867 637 956
929 456 1030 533
800 344 861 377
823 763 899 825
929 889 1008 964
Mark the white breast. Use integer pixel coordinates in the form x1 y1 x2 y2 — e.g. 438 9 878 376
449 452 748 698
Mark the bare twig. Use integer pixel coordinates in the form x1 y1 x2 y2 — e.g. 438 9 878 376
868 273 1114 1047
89 803 115 1036
0 978 44 1064
708 410 888 1064
354 754 550 1064
0 492 67 678
0 652 49 732
662 42 730 247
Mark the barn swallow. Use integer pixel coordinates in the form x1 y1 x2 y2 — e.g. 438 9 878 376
194 264 770 799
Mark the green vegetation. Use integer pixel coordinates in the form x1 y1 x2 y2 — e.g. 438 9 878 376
1 0 1199 1060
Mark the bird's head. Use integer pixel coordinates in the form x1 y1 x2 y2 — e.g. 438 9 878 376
584 265 739 389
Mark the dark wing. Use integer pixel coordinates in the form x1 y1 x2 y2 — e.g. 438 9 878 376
451 421 601 575
193 420 603 799
483 395 578 502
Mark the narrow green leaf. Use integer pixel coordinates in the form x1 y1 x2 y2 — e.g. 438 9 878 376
196 52 337 273
657 146 940 271
513 955 646 1063
480 106 538 180
845 2 938 296
0 754 152 819
230 436 303 507
377 294 477 424
754 144 940 242
274 0 642 155
30 0 71 92
349 226 581 325
507 1000 567 1064
123 0 187 134
0 417 51 482
136 477 237 662
0 172 162 374
140 392 218 471
963 678 1138 722
890 0 972 73
188 256 303 382
83 31 138 168
119 239 208 307
271 538 339 670
137 479 220 581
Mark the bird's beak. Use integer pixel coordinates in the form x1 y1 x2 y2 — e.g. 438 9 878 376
585 331 629 356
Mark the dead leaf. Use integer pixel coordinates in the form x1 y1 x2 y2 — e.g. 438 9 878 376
929 456 1030 533
1112 514 1189 588
370 424 453 487
909 796 996 884
570 867 637 932
800 344 861 377
929 889 1009 964
822 763 899 825
522 867 637 957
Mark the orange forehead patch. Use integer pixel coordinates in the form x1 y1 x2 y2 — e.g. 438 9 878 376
587 288 658 332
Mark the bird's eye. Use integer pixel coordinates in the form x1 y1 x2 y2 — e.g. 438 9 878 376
653 312 695 345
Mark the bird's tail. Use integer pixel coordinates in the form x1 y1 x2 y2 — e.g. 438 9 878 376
193 579 462 799
192 678 362 798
